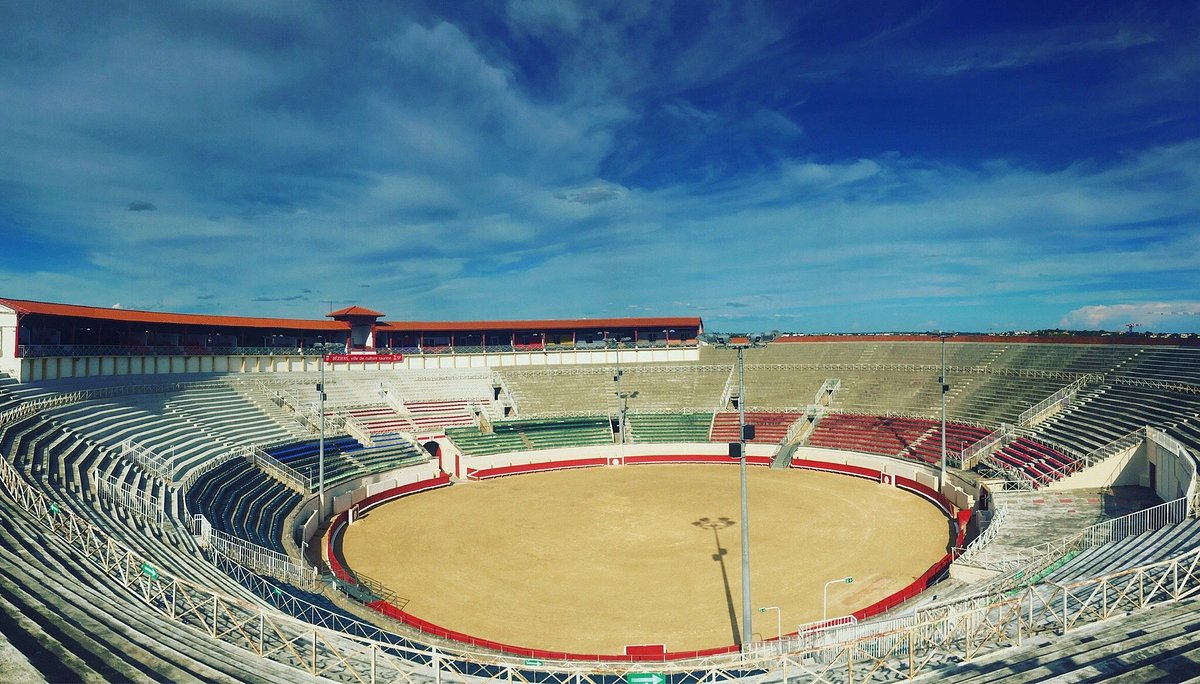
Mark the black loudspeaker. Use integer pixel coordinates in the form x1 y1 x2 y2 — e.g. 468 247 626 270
743 424 756 441
729 442 742 459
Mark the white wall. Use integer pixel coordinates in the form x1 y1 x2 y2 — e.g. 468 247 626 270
294 460 441 541
1147 433 1198 503
13 346 700 383
459 442 974 510
794 446 976 510
0 304 18 379
1044 443 1147 491
461 442 775 473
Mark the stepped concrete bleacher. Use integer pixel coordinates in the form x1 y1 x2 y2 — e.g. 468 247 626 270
447 416 614 455
953 487 1160 575
1112 346 1200 385
806 413 945 462
806 412 1083 488
522 416 613 450
185 458 299 552
403 400 478 431
1035 382 1200 459
39 383 319 489
950 375 1070 426
988 438 1080 487
498 365 728 416
913 596 1200 683
0 504 310 683
626 412 713 443
905 423 993 464
2 340 1200 682
0 413 265 604
0 373 21 415
1044 518 1200 585
445 425 528 457
345 405 417 435
265 435 429 491
710 411 801 444
732 366 827 410
270 369 504 435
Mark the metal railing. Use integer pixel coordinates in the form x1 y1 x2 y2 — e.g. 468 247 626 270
986 494 1192 578
240 445 310 493
16 344 321 358
341 412 375 447
811 377 841 405
1018 375 1100 427
16 341 699 359
193 514 320 590
954 502 1009 564
957 423 1014 469
92 469 163 524
1146 427 1200 515
175 451 239 492
120 438 174 483
1111 375 1200 395
1 378 242 428
4 433 1200 684
379 384 408 415
1078 428 1146 469
782 413 813 445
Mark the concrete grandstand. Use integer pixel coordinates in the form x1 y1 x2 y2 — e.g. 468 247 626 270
1 297 1199 682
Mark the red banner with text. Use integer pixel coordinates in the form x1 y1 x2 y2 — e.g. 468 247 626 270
323 353 404 363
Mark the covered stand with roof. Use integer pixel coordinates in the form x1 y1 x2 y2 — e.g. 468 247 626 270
0 296 702 381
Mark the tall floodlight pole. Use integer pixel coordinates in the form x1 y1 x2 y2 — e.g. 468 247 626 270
318 348 327 513
736 343 752 648
609 334 628 444
616 341 622 443
715 333 772 649
939 331 948 492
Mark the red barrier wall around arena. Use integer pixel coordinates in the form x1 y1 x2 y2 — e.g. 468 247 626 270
330 455 961 662
466 454 773 480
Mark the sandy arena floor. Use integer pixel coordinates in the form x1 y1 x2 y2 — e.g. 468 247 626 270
336 464 949 654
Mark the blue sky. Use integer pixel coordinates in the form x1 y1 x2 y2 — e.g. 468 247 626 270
1 1 1197 333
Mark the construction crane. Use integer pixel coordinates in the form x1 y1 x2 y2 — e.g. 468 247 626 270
1124 322 1143 333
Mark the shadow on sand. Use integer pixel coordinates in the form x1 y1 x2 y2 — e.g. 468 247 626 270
693 516 740 646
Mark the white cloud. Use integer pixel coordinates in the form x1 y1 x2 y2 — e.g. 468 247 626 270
1060 303 1200 331
782 159 881 187
0 3 1196 334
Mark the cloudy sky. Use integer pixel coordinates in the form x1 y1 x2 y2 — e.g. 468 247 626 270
1 1 1198 333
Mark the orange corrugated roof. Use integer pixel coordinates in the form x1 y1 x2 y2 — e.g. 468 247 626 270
0 297 346 330
375 316 703 333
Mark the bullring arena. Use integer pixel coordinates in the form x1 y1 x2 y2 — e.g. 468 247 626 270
1 296 1200 682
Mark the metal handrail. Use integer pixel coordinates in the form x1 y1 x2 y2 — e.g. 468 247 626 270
194 516 319 590
1018 375 1100 426
958 424 1013 469
954 502 1009 564
240 445 310 493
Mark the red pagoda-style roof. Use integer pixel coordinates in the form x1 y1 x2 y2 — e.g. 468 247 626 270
327 305 385 318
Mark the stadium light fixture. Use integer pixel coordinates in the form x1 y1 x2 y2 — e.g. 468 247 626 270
714 331 775 649
603 334 636 443
758 605 781 642
822 576 853 620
